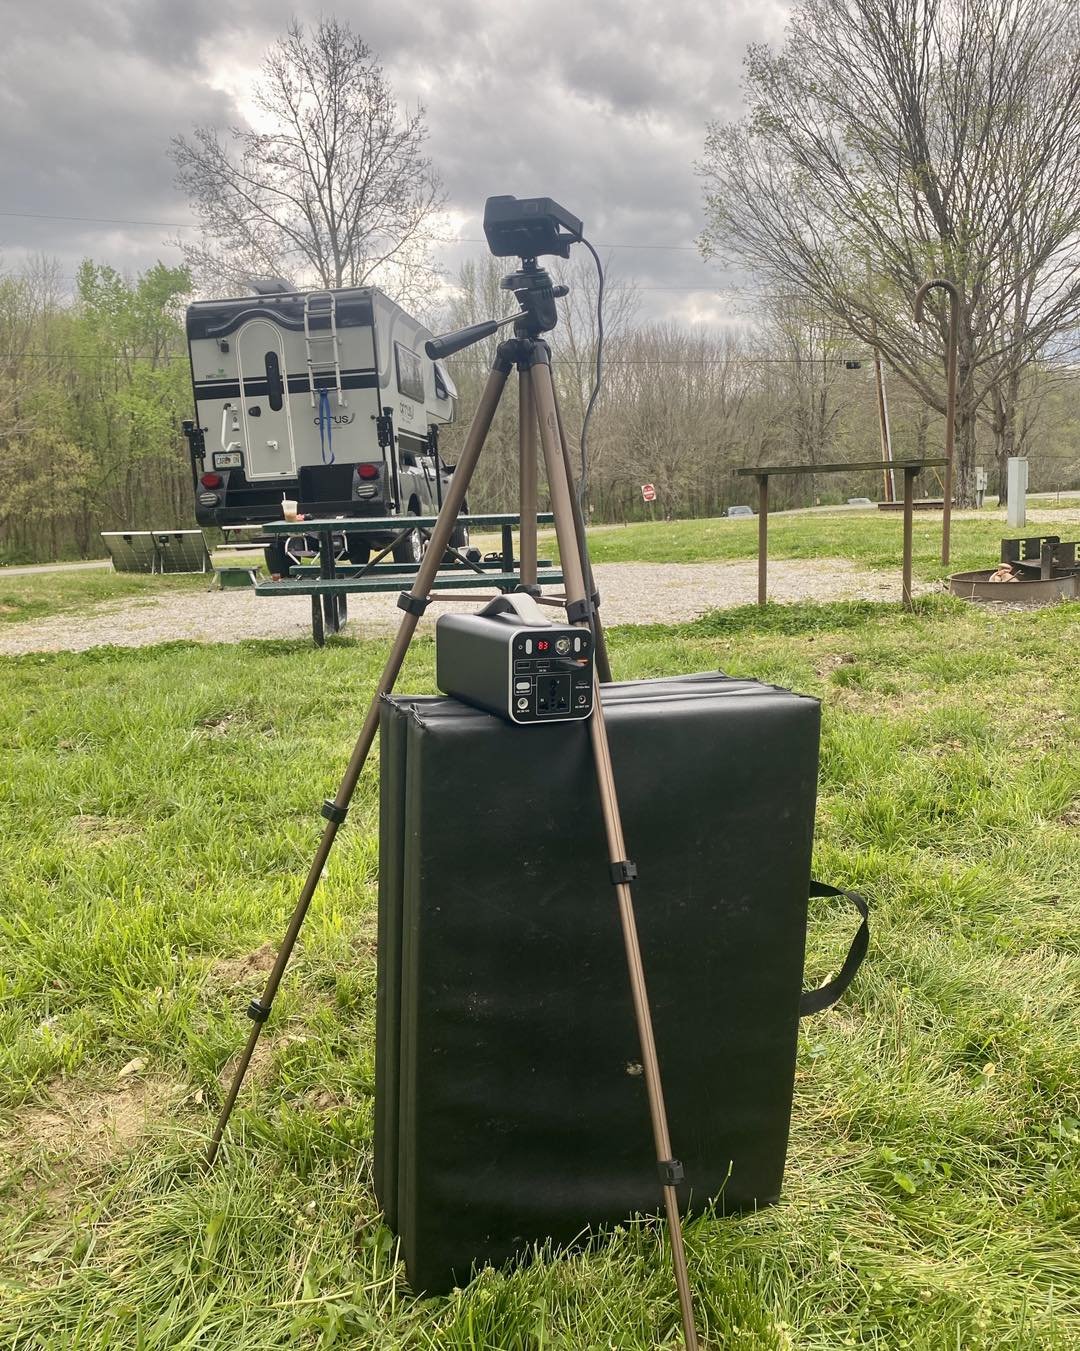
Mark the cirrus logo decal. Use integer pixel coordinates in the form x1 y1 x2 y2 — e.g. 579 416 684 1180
312 412 355 426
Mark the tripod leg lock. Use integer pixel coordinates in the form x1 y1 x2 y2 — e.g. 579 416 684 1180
566 598 592 624
609 859 638 885
658 1158 685 1186
321 799 348 825
247 999 272 1024
397 591 430 618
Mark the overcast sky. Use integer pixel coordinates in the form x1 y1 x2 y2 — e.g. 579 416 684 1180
1 0 790 325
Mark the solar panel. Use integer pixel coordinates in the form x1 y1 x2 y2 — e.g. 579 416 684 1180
151 530 212 574
101 530 212 574
100 532 159 573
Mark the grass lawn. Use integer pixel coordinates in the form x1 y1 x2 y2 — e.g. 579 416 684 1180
1 505 1062 630
0 550 1078 1345
579 510 1066 580
0 571 210 627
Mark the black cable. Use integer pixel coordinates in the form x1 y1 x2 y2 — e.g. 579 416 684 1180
577 237 606 509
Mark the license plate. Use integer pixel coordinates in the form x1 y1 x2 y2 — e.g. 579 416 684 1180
214 451 242 469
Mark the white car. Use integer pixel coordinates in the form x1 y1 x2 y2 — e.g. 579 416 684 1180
726 504 754 518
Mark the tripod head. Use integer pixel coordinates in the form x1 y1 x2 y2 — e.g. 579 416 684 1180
426 196 581 361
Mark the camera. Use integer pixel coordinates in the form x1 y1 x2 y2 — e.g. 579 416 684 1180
483 195 584 260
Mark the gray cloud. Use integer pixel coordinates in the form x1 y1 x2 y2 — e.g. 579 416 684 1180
0 0 790 321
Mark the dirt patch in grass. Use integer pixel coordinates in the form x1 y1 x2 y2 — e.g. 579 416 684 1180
813 652 857 676
303 1087 343 1111
68 813 136 844
217 1034 277 1093
209 942 279 988
5 1074 180 1163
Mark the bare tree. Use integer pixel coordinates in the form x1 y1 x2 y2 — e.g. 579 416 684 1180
171 17 445 305
699 0 1080 504
548 255 638 509
760 295 856 501
435 254 637 511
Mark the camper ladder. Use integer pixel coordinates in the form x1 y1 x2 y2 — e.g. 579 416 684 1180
303 292 346 407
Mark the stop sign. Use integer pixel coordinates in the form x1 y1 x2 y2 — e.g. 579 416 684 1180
641 483 657 503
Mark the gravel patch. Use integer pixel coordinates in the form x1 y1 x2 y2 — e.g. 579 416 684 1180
0 559 938 656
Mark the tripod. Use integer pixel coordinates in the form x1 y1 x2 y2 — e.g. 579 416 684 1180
209 261 700 1350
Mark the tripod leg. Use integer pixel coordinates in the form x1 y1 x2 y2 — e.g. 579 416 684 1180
552 391 612 683
207 356 513 1165
528 355 699 1351
518 375 538 589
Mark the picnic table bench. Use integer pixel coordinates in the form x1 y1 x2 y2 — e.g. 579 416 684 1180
254 513 561 645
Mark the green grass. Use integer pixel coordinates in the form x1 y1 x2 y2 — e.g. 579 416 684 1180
0 569 210 626
0 586 1078 1344
579 510 1070 581
5 499 1079 628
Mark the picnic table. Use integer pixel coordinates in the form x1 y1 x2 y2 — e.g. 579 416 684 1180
736 460 948 611
254 513 560 645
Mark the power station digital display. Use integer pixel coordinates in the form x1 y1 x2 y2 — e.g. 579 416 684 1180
536 640 550 651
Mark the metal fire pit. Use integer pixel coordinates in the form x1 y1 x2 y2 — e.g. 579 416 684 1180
949 536 1080 604
948 569 1078 603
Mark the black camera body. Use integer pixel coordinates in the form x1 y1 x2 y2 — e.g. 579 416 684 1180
483 195 584 260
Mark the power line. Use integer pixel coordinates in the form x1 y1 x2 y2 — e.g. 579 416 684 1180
0 209 702 253
8 350 1080 377
0 210 195 229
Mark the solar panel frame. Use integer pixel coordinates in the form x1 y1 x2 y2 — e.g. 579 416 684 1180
151 530 212 574
101 529 212 574
100 532 159 573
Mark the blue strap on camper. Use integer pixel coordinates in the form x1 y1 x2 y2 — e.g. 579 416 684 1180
318 387 335 465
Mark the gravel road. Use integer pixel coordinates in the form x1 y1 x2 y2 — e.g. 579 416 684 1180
0 559 936 656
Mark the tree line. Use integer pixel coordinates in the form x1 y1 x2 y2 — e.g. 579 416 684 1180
0 260 193 563
438 257 1080 524
1 247 1077 563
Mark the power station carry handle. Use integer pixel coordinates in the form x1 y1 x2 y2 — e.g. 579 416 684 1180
799 881 869 1017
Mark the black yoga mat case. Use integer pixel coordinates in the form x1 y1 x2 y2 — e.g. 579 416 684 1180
375 673 867 1293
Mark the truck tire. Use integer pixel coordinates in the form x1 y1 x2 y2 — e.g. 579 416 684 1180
393 509 425 564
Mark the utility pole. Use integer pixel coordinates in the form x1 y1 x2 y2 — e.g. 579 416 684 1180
872 342 896 502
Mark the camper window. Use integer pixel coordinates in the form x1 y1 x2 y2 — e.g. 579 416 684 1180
395 343 425 402
433 360 457 402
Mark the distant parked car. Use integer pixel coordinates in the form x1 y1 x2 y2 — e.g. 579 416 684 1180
847 497 874 507
726 504 754 518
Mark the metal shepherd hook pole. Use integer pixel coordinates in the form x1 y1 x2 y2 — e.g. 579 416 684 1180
914 278 960 566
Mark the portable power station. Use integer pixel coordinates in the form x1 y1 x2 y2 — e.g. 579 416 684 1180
435 595 594 724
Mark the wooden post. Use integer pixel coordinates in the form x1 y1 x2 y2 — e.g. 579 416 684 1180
914 279 960 566
872 344 896 503
902 468 915 611
757 474 769 607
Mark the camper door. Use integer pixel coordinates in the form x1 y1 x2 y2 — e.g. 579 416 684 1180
236 320 297 480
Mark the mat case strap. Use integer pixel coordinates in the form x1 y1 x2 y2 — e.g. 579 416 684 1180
799 881 870 1016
